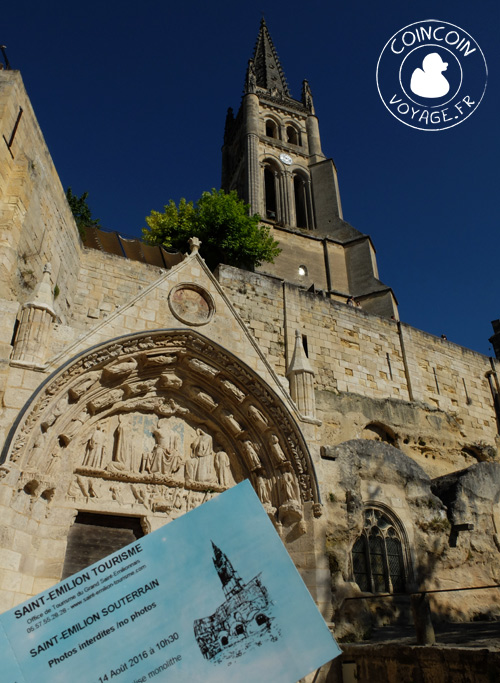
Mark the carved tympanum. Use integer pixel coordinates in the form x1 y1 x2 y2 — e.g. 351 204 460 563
4 330 319 526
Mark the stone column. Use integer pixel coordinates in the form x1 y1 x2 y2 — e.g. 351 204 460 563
284 170 294 227
243 93 261 216
305 178 315 229
275 170 282 224
306 114 324 163
11 263 56 366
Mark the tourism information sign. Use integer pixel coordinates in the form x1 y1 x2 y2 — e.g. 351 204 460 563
0 481 341 682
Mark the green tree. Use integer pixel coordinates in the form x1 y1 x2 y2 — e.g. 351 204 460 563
66 187 101 239
142 189 281 270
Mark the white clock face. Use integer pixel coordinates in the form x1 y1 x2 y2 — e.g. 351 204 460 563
279 153 293 165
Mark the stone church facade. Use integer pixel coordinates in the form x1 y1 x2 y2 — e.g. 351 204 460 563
1 19 500 679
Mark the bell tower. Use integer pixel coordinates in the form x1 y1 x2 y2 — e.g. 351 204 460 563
222 18 342 232
222 19 398 319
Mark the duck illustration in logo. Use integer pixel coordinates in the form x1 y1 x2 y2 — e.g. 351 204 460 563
410 52 450 98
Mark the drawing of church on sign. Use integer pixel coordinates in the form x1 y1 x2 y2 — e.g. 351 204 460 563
194 542 279 661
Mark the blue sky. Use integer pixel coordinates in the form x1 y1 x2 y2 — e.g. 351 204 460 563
2 0 499 354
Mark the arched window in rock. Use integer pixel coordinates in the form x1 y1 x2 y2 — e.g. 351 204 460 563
352 507 407 594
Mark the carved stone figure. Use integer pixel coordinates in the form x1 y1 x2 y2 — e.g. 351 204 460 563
26 430 47 470
123 379 156 398
110 485 124 504
191 429 216 483
163 432 183 476
241 440 262 472
188 386 218 411
87 480 99 498
186 489 205 511
248 405 268 428
221 410 243 435
188 358 218 378
246 58 257 93
214 450 232 487
142 353 177 367
126 397 159 413
172 488 186 514
157 372 183 389
45 446 62 476
255 474 273 507
269 433 287 468
147 426 182 476
75 476 89 498
146 437 162 474
110 415 133 471
131 484 149 508
102 358 137 380
279 470 301 505
67 478 81 499
60 408 89 444
220 379 245 402
83 424 107 468
88 389 123 414
41 395 68 430
158 398 189 417
68 374 98 401
185 452 197 483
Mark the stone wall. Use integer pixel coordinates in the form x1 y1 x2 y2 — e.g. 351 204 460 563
67 248 166 333
337 643 500 683
217 264 499 477
0 70 81 320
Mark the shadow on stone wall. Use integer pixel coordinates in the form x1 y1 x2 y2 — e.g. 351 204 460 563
323 440 500 643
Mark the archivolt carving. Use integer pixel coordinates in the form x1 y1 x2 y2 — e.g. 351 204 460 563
2 330 320 523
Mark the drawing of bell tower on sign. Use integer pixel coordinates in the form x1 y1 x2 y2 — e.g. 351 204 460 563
194 542 278 662
212 541 244 599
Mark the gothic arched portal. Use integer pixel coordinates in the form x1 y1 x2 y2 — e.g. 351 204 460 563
2 329 321 537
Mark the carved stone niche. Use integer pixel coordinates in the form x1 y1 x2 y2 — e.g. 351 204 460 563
157 372 183 390
140 352 178 369
102 357 138 382
2 330 321 522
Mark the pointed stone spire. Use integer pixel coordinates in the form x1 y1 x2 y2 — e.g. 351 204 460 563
286 330 316 419
251 18 290 96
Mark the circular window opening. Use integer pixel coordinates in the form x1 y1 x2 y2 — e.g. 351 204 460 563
298 265 307 277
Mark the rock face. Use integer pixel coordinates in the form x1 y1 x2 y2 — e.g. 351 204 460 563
323 441 450 641
430 463 500 621
323 446 500 640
